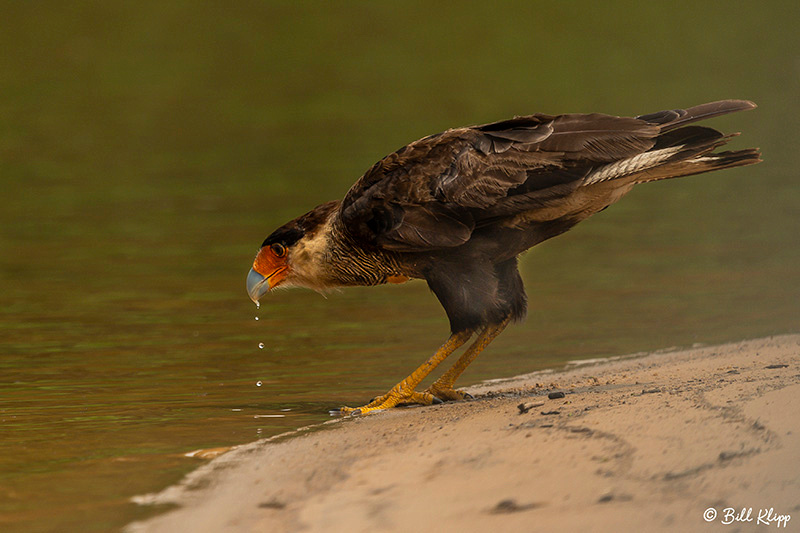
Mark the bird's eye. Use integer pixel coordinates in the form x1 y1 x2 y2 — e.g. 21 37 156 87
270 243 286 258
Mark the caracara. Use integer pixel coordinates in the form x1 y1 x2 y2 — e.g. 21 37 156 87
247 100 760 415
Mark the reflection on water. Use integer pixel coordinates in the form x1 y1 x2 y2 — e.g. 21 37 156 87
1 2 798 532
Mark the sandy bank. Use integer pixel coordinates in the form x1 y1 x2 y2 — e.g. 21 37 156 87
128 335 800 532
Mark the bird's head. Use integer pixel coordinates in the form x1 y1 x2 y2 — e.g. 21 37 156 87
246 201 339 304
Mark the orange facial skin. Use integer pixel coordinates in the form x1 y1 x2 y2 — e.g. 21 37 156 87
253 244 289 290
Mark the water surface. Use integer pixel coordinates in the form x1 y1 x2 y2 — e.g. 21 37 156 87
1 2 798 531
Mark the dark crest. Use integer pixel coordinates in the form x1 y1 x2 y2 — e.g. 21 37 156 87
261 201 339 248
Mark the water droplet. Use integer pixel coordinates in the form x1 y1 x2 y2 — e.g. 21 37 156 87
254 316 259 321
258 342 264 349
255 301 260 309
256 381 262 387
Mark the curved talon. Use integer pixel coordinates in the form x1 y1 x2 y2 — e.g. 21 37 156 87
331 406 366 417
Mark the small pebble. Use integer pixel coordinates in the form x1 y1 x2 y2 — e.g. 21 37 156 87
517 401 544 414
258 500 285 509
489 499 538 514
548 391 566 399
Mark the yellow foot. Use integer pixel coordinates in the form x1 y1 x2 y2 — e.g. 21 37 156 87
424 383 474 402
329 329 477 417
331 387 441 417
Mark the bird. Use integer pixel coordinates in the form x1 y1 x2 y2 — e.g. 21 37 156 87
247 100 760 416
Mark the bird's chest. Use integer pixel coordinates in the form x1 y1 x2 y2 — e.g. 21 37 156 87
326 249 407 287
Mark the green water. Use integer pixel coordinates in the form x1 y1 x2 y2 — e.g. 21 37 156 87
1 2 798 531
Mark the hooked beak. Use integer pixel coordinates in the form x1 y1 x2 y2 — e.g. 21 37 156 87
248 246 289 303
247 268 271 304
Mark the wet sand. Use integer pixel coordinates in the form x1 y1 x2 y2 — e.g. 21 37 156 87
128 335 799 532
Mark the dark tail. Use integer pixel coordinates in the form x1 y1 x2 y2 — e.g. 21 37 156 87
636 99 757 132
597 100 761 185
629 146 761 185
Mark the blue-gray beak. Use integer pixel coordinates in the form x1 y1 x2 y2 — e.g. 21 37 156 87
247 268 271 304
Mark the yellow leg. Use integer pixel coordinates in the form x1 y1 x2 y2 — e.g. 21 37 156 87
333 330 473 416
426 317 510 401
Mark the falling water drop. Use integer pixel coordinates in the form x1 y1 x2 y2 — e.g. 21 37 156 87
256 381 262 387
255 301 260 309
258 342 265 349
254 316 259 321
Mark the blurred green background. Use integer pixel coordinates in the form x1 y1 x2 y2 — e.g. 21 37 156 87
1 2 798 531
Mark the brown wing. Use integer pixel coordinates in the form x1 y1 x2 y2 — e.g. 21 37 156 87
337 100 754 252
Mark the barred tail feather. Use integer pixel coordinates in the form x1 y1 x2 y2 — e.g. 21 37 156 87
629 147 762 185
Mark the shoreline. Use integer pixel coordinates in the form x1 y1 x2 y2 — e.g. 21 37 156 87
127 335 800 532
